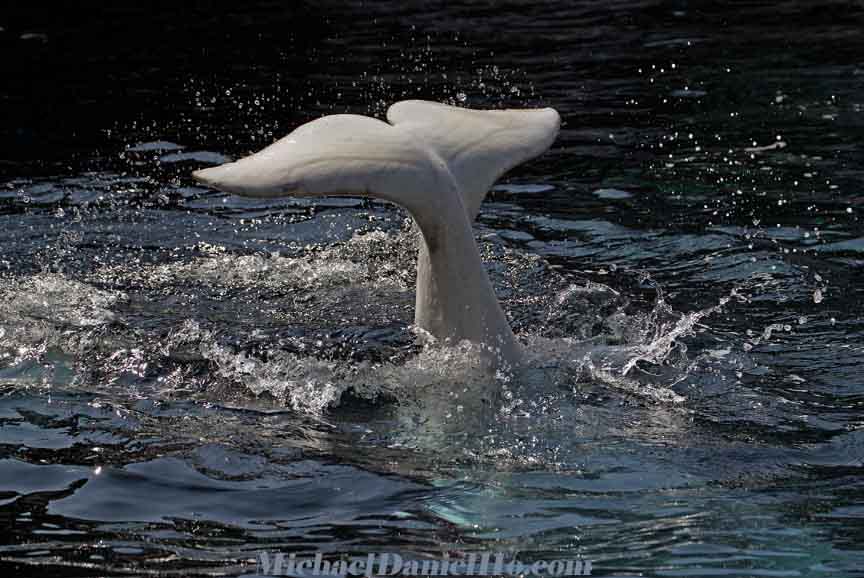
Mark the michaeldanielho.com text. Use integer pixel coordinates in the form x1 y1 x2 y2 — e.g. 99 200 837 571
256 552 592 577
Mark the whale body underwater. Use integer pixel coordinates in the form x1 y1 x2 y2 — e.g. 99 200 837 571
193 100 561 367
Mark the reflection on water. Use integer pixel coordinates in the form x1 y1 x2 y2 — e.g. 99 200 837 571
1 1 864 576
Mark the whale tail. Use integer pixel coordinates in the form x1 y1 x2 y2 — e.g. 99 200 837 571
192 100 559 220
192 100 560 365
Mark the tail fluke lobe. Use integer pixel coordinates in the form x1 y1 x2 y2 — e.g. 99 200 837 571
191 114 453 219
386 100 560 219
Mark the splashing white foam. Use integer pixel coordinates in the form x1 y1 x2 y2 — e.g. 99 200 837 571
151 230 412 294
0 274 125 370
0 229 728 420
0 274 122 328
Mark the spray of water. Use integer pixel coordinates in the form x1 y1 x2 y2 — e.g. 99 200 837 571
0 223 732 419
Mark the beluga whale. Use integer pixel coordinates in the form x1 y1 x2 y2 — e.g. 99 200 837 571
193 100 560 367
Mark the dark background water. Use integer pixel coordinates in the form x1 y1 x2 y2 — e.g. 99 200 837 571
2 1 864 577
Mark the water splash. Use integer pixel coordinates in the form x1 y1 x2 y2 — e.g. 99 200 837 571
0 224 726 429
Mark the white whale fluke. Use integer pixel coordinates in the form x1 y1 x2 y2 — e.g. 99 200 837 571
193 100 560 366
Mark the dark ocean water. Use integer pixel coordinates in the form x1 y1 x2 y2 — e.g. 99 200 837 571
1 1 863 576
